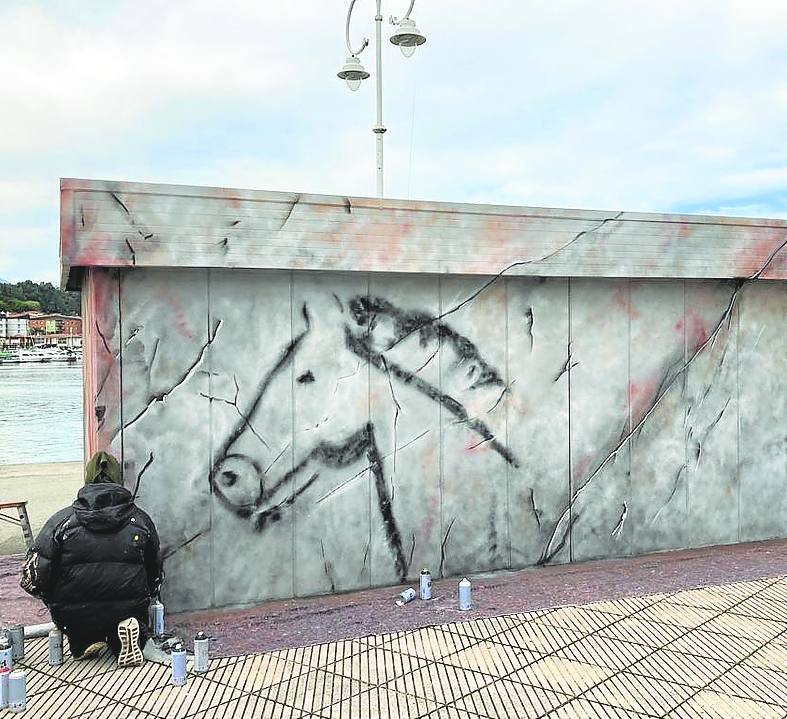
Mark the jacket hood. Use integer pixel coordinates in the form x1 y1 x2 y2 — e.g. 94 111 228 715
73 483 134 532
84 451 123 486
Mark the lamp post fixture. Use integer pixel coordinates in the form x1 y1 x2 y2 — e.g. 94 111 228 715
337 0 426 198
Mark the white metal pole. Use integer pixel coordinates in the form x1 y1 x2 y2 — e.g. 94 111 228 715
373 0 386 198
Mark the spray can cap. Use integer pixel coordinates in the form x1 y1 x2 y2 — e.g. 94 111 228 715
173 643 183 652
460 577 471 585
195 631 206 641
0 637 9 649
421 567 429 574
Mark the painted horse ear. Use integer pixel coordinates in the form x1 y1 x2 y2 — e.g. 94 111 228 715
212 454 264 513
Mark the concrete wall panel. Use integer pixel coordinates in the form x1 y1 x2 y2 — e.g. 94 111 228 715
208 269 295 606
684 281 740 549
628 280 687 555
567 279 631 563
119 268 212 612
506 278 570 567
291 272 373 596
439 276 510 577
367 273 442 586
738 282 787 541
81 269 122 461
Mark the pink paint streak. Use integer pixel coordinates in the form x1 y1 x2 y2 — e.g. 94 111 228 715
675 310 708 353
163 294 196 339
628 374 661 426
572 454 593 482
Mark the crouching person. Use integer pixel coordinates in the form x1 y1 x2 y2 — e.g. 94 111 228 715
20 451 163 667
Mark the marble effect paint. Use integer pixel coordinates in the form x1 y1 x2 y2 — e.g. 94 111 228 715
60 181 787 288
85 264 787 612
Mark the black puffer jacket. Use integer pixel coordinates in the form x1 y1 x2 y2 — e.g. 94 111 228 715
22 483 162 628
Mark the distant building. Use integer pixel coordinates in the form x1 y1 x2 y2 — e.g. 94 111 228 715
0 312 30 339
28 313 82 337
1 312 82 348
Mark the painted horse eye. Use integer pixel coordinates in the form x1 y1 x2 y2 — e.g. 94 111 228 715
213 455 264 510
297 370 315 384
221 470 239 487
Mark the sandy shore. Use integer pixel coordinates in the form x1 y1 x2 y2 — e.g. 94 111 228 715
0 461 82 554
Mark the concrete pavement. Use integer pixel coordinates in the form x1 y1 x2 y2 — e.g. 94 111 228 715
0 461 81 554
12 574 787 718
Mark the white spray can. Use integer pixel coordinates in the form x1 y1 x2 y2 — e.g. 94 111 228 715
0 667 10 709
150 599 165 636
7 670 25 713
396 588 416 606
458 577 472 611
171 643 187 686
193 632 209 673
7 627 23 662
0 635 12 671
48 629 63 666
419 568 432 600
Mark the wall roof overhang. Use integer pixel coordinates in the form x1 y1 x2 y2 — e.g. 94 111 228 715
60 178 787 290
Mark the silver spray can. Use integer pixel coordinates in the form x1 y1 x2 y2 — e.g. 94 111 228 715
7 670 25 713
193 632 209 673
396 588 416 606
150 599 165 636
0 636 12 671
458 577 472 611
48 629 63 666
419 568 432 600
0 667 10 709
171 643 187 686
8 626 24 662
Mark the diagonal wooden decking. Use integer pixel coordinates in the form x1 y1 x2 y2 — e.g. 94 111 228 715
9 576 787 718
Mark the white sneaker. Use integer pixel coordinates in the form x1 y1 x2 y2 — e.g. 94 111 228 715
117 618 144 668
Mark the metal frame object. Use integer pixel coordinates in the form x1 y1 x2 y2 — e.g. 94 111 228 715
0 502 33 550
337 0 426 198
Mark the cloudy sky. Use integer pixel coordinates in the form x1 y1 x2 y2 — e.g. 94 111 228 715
1 0 787 283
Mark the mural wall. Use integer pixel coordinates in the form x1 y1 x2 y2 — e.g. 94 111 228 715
85 267 786 612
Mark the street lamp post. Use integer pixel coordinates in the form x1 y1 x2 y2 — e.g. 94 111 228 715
337 0 426 198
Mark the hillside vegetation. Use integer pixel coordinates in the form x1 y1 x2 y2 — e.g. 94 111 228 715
0 281 80 315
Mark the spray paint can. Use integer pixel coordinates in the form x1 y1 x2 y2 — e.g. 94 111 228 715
149 599 165 636
458 577 472 611
0 667 10 709
7 670 25 713
48 629 63 666
171 643 187 686
193 632 209 673
8 626 24 662
0 635 12 671
396 588 416 606
419 568 432 600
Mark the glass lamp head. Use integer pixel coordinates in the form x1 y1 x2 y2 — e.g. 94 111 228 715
390 18 426 57
337 56 370 91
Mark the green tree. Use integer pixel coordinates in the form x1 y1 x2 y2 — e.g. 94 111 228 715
0 281 79 315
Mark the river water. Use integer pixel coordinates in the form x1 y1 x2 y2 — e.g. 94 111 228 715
0 363 83 465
